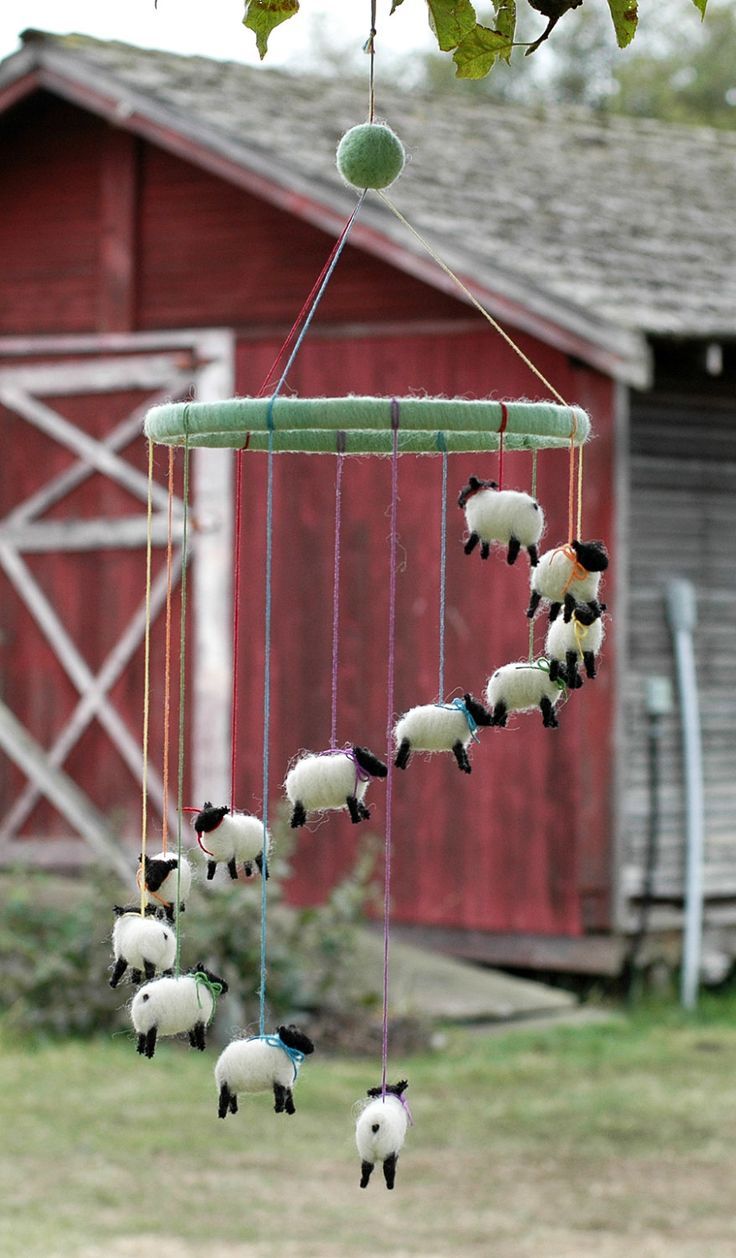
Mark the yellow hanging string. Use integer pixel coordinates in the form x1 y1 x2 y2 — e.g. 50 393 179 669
531 448 538 499
573 615 590 659
160 447 175 854
576 439 584 540
567 410 578 543
377 191 569 409
140 438 155 916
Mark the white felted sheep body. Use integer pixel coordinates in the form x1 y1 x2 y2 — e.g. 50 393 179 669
356 1082 411 1190
140 850 192 920
285 745 387 828
215 1024 315 1118
527 540 608 622
485 661 566 728
394 694 492 774
546 611 605 687
110 908 176 988
131 965 228 1058
193 803 270 881
458 477 544 565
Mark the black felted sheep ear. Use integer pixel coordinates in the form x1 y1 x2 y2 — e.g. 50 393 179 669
278 1024 315 1055
353 746 388 778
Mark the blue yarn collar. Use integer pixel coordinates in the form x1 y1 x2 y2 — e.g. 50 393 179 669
436 697 480 743
256 1034 306 1082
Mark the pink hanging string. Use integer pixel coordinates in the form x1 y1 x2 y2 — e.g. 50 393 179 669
330 435 346 748
382 399 400 1096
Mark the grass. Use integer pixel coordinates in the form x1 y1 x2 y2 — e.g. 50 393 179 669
3 996 736 1257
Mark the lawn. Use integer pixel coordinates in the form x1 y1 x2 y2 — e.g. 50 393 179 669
3 998 736 1258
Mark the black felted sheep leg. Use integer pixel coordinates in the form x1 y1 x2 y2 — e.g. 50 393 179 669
290 801 307 829
273 1083 287 1114
143 960 156 981
357 801 371 821
464 531 480 556
206 861 217 881
383 1152 398 1190
584 650 597 679
136 1033 147 1056
480 540 490 560
526 590 541 619
109 958 127 989
491 702 508 728
229 1092 238 1114
243 861 253 877
527 543 539 566
548 601 561 623
452 740 472 774
189 1021 206 1051
284 1088 296 1115
563 594 576 623
218 1083 232 1119
360 1161 374 1188
395 738 411 770
255 852 269 880
566 650 582 688
144 1027 157 1059
129 968 143 986
227 857 238 880
347 795 362 824
548 659 561 683
506 536 521 565
540 697 559 728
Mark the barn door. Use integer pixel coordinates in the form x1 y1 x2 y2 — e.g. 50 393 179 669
0 332 234 870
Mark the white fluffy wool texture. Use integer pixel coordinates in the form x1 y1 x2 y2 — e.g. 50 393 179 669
285 753 368 813
355 1096 409 1164
199 813 270 864
131 975 215 1038
394 704 474 753
531 547 601 605
113 914 176 973
485 662 562 713
215 1038 298 1096
464 488 544 548
545 615 605 664
143 851 192 907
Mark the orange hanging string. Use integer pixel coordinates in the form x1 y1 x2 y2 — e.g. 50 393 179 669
567 411 578 543
576 438 584 540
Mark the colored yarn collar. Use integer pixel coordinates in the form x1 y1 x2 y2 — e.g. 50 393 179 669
436 697 480 743
257 1034 306 1082
318 745 373 784
533 659 568 693
192 971 224 1024
379 1090 414 1126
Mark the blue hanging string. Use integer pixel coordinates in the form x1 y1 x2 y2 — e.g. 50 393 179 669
437 432 448 701
257 194 366 1036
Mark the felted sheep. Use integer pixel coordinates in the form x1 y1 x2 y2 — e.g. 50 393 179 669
215 1024 315 1118
527 538 609 622
485 660 567 728
191 802 270 881
458 476 544 566
284 745 388 829
355 1080 412 1191
139 850 192 921
109 904 176 988
130 963 228 1058
545 605 605 688
394 693 492 774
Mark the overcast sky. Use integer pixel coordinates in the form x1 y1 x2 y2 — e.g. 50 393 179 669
0 0 435 66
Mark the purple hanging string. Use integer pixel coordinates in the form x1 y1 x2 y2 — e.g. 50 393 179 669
330 436 346 748
382 399 400 1097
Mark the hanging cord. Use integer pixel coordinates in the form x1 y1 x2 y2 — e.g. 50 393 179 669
255 195 367 1035
382 399 400 1096
576 439 584 539
173 424 192 976
366 0 378 123
229 198 367 808
160 446 175 852
377 192 570 409
437 433 448 701
139 439 155 916
330 440 346 748
567 410 578 543
497 402 509 490
529 448 539 663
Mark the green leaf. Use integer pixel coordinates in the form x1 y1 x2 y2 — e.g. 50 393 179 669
453 23 510 78
493 0 516 64
606 0 639 49
243 0 299 60
390 0 406 12
690 0 708 15
427 0 478 53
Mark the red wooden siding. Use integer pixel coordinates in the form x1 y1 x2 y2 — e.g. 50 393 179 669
0 91 617 936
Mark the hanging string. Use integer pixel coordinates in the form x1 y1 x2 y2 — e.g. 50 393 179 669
529 448 538 663
139 439 155 916
437 433 448 702
377 192 570 409
382 399 400 1096
258 408 275 1036
330 438 346 748
229 195 367 808
174 425 192 977
160 446 176 852
497 402 509 490
366 0 378 123
576 439 584 539
567 412 578 543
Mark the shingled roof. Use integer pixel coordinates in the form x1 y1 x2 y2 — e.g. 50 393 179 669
2 30 735 386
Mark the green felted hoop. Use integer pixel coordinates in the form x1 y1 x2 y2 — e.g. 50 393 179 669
144 397 590 453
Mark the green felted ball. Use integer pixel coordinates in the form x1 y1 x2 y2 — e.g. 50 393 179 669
336 123 406 191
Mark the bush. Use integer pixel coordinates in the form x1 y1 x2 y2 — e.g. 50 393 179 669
0 807 379 1041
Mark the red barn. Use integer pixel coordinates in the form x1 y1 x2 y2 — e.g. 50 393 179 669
1 31 734 975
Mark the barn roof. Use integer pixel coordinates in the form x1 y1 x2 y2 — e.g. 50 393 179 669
2 30 735 387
